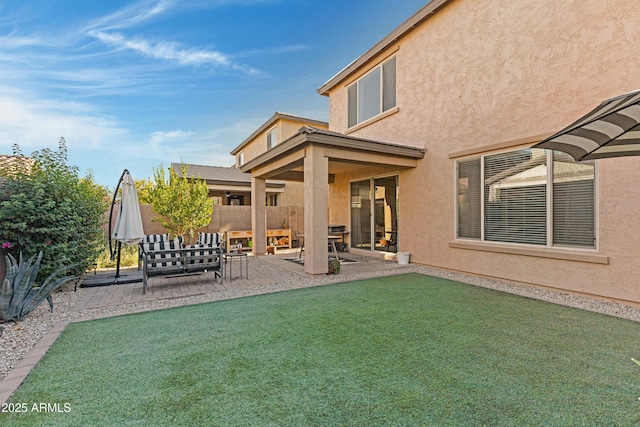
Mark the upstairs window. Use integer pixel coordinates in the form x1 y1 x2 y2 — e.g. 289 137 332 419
238 151 245 166
266 127 278 150
348 56 396 128
456 148 595 248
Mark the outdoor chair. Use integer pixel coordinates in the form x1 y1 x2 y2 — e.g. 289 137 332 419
384 231 397 252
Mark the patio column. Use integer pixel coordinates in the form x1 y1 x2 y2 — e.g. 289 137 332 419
251 176 266 256
304 145 329 275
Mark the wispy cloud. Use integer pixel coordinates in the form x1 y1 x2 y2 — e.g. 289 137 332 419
0 86 125 152
83 0 174 33
0 0 300 184
81 0 262 75
117 128 234 171
0 32 51 49
90 30 260 74
149 130 195 145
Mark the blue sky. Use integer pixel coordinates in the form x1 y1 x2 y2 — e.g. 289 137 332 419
0 0 428 187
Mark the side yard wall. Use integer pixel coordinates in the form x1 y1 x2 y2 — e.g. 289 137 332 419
137 204 304 239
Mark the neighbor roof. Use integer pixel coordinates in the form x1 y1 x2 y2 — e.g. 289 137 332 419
317 0 453 96
230 112 328 155
172 163 285 188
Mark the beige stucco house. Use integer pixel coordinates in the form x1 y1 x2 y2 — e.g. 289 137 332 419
175 112 328 207
173 163 288 206
226 112 329 207
241 0 640 305
231 112 329 170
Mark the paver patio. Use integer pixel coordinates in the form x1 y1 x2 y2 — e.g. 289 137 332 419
75 252 404 310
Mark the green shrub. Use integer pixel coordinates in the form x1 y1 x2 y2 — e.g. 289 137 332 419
328 258 341 274
0 139 109 281
95 243 140 269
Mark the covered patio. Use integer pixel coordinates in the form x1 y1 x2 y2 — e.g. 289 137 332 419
239 126 424 275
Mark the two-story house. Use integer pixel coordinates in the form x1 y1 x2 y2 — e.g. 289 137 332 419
240 0 640 305
175 112 328 207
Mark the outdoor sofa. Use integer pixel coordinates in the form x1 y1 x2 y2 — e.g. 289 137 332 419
139 232 225 294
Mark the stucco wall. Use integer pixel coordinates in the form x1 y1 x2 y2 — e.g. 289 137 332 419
278 180 304 207
326 0 640 303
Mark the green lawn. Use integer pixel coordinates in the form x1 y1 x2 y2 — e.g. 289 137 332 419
2 273 640 426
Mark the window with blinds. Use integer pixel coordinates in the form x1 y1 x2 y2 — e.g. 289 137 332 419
552 152 595 247
457 159 481 239
456 148 595 248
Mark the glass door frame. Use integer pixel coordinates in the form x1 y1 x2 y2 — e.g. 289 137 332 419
349 173 399 254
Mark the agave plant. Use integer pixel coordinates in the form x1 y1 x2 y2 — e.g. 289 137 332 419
0 251 77 322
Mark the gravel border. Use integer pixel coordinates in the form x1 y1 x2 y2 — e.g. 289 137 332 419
2 257 640 381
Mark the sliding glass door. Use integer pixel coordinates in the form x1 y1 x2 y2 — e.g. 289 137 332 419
350 175 399 253
350 180 372 250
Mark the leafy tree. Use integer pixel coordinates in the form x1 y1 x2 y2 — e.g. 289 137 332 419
0 138 109 281
135 178 154 204
146 163 212 240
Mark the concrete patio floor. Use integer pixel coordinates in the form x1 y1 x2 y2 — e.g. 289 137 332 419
75 251 407 310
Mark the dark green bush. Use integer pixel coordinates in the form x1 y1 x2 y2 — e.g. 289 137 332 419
0 139 109 281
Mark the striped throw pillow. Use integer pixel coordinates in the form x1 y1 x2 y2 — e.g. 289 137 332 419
197 232 223 247
142 238 183 267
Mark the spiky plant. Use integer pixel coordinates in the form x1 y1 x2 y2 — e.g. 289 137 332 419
0 252 76 322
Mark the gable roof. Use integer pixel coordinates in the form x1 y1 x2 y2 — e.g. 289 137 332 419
171 163 285 188
317 0 453 96
230 112 328 155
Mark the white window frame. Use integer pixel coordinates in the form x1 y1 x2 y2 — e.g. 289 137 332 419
347 55 396 128
454 148 597 250
238 151 245 166
266 126 278 150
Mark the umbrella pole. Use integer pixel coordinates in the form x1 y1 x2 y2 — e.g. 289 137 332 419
115 241 122 279
108 169 128 262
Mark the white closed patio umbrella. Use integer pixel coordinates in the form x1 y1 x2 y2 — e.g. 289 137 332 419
110 169 144 283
